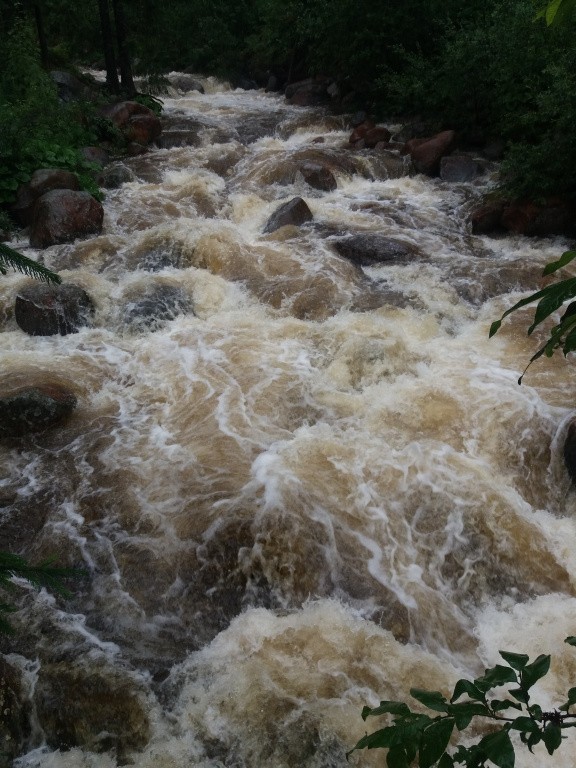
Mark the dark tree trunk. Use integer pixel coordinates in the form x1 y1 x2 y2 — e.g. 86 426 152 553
97 0 120 93
32 1 49 68
111 0 135 96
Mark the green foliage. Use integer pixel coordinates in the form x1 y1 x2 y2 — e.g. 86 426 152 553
0 242 61 283
490 250 576 383
0 551 82 633
349 642 576 767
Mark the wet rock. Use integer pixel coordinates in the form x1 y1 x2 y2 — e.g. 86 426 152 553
35 663 151 758
348 120 375 145
440 155 479 182
97 162 136 189
29 189 104 248
11 169 81 226
122 282 194 331
0 384 77 439
0 657 30 766
410 130 456 176
564 418 576 484
263 197 313 233
123 113 162 145
285 77 332 106
350 110 368 128
299 163 337 192
364 126 392 148
170 74 205 93
501 198 576 237
80 146 110 168
49 70 96 103
469 198 507 235
101 100 162 145
15 282 95 336
332 233 418 266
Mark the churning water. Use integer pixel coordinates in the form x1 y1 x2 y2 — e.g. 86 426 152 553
2 76 576 767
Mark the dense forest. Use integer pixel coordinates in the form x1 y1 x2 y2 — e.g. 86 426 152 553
1 0 576 235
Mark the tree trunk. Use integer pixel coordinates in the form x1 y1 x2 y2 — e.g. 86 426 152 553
111 0 135 96
32 1 49 68
97 0 120 93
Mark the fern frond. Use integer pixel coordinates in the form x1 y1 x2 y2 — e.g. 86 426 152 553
0 242 61 284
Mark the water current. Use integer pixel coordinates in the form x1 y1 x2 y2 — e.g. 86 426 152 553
2 75 576 767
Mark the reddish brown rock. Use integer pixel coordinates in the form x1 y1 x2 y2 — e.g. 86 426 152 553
11 169 81 226
263 197 313 233
501 199 576 237
470 199 507 235
0 384 77 438
124 113 162 145
100 100 151 128
299 163 337 192
15 282 95 336
364 127 392 148
401 137 428 156
349 120 375 145
29 190 103 248
410 130 456 176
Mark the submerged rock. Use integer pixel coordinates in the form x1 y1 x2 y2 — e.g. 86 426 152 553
0 657 30 766
263 197 313 233
121 282 194 331
299 163 337 192
332 233 419 266
564 418 576 484
0 384 77 439
15 282 95 336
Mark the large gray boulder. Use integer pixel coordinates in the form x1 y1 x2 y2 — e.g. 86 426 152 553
0 384 77 438
263 197 313 233
332 233 419 266
15 282 95 336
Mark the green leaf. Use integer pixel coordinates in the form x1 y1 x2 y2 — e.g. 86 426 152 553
447 702 491 731
349 726 397 752
521 655 550 689
437 755 454 768
419 718 454 768
410 689 449 712
542 723 562 755
363 701 412 719
387 746 409 768
499 651 529 670
564 636 576 647
509 717 540 733
490 699 522 713
560 686 576 710
451 679 485 703
475 665 517 691
478 729 515 768
542 250 576 276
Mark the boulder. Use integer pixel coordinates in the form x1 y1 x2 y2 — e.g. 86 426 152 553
97 162 136 189
469 198 507 235
501 199 576 237
263 197 313 233
349 120 375 145
35 663 150 758
364 127 392 148
122 283 194 331
332 233 418 266
170 74 205 93
29 189 103 248
410 130 456 176
80 146 110 168
100 101 162 146
299 163 337 192
0 384 77 438
123 113 162 145
285 78 331 107
15 282 95 336
440 155 479 182
49 70 96 103
11 169 80 226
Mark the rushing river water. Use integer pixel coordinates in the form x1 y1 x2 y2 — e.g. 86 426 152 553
2 75 576 767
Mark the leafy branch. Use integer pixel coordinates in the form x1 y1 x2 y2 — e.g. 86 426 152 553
0 242 61 284
349 639 576 767
489 249 576 383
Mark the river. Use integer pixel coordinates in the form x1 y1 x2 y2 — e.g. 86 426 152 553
2 75 576 767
